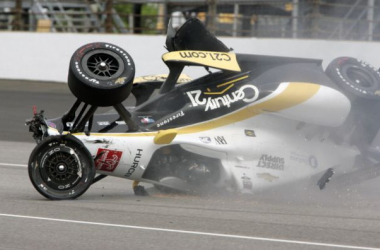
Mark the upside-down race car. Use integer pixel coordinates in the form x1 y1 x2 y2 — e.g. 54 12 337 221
27 18 380 200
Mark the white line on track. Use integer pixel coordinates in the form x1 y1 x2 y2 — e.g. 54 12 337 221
0 213 378 250
0 163 27 168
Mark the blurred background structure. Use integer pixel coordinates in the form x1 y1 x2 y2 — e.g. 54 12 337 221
0 0 379 41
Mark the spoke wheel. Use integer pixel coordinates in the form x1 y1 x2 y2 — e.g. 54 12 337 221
40 147 81 191
88 54 119 77
68 42 135 107
326 57 380 100
82 50 124 81
29 135 95 200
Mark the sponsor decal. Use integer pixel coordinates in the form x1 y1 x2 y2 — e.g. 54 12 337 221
186 84 259 111
163 51 241 71
115 77 127 84
257 173 279 182
76 43 98 59
199 137 211 144
308 155 318 169
290 152 318 169
124 149 143 177
244 129 256 137
67 121 92 127
134 74 193 84
214 136 227 145
142 75 168 82
241 174 252 189
179 51 231 61
47 121 56 129
105 44 132 66
75 62 99 85
257 154 285 171
156 111 184 128
139 116 155 124
95 148 123 172
97 121 111 126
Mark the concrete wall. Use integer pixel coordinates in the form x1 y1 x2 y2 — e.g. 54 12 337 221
0 32 379 83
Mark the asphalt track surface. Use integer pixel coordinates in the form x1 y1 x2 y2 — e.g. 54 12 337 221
0 79 380 250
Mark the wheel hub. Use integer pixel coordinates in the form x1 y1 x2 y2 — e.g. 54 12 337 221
40 148 81 190
346 66 373 88
80 49 126 82
98 62 108 71
56 164 67 173
87 53 119 78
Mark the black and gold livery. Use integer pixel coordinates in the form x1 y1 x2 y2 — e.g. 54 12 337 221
26 17 380 200
31 18 380 154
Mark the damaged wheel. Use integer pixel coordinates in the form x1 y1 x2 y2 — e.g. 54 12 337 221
28 135 95 200
68 42 135 107
326 57 380 100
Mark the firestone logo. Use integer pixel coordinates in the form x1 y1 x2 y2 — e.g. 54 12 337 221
186 85 259 111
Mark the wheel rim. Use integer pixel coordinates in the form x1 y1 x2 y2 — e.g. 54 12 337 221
87 53 119 77
341 64 378 92
40 147 82 190
81 49 125 81
346 66 374 88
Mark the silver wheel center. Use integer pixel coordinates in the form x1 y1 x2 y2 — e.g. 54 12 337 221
58 165 65 172
99 62 107 70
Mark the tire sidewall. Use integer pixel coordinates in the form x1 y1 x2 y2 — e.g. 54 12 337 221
326 57 380 100
28 135 95 200
68 42 135 106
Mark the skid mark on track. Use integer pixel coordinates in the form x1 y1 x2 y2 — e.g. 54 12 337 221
0 213 379 250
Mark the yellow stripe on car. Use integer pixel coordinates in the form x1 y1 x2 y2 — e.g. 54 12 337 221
133 74 193 84
72 82 320 137
154 129 178 144
204 75 249 95
177 82 320 134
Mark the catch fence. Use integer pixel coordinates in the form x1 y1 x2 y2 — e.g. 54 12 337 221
0 0 379 41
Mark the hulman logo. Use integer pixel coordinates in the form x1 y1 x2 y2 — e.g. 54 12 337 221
186 84 259 111
257 154 285 171
125 149 143 177
95 148 123 172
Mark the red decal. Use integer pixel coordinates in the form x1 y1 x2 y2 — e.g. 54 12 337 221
95 148 123 172
337 58 349 65
75 44 95 61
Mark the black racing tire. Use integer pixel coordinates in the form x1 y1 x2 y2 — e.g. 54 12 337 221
68 42 135 107
28 135 95 200
325 57 380 100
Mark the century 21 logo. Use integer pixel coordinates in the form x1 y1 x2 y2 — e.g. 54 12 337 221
186 85 259 111
179 51 231 61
